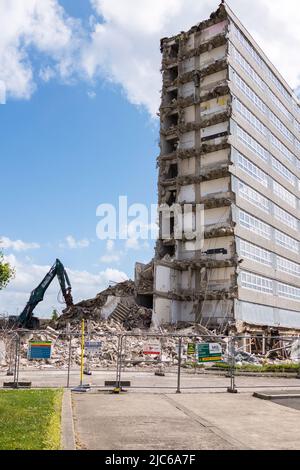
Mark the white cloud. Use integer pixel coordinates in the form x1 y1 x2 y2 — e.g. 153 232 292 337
0 254 128 317
0 236 40 252
106 240 114 252
39 65 56 82
83 0 300 116
0 0 81 100
1 0 300 115
62 235 90 249
100 254 120 263
87 90 96 99
99 239 121 263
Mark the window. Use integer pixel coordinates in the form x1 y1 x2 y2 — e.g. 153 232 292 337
270 110 294 143
232 24 265 69
267 69 291 104
237 126 269 162
234 73 267 114
270 133 295 165
274 205 298 230
239 210 271 239
240 239 272 266
269 89 293 122
295 120 300 135
235 99 267 136
238 181 269 212
275 230 299 253
232 46 265 91
237 153 268 187
278 282 300 301
241 271 273 294
232 23 292 104
271 157 295 186
277 256 300 277
273 181 296 208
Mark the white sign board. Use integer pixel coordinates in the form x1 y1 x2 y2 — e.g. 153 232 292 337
143 342 161 356
209 343 222 354
85 341 102 354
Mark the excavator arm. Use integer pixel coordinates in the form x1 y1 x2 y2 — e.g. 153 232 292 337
16 259 73 329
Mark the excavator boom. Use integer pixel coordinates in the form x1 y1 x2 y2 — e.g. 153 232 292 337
15 259 73 329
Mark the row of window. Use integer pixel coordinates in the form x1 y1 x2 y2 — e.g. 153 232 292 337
271 157 295 187
274 205 298 231
238 181 298 230
238 181 269 212
236 148 299 205
270 133 295 166
237 152 268 187
239 239 300 277
269 110 294 143
236 125 297 187
238 209 299 250
269 88 293 123
233 72 297 142
233 92 300 156
239 210 271 239
240 271 300 301
235 99 267 137
232 23 298 108
233 46 265 91
273 180 296 209
234 73 267 115
236 125 269 162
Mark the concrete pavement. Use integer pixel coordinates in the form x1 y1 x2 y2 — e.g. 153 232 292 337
71 391 300 450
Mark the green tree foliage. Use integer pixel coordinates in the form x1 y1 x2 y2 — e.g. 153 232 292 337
0 251 15 290
51 309 59 321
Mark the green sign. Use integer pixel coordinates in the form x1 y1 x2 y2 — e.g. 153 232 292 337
187 343 196 355
197 343 222 363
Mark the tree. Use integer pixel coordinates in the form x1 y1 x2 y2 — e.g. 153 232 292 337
0 250 15 290
51 309 59 321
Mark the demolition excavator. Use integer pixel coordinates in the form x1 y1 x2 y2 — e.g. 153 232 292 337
10 259 73 329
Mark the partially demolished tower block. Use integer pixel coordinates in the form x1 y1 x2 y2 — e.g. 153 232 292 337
154 2 300 332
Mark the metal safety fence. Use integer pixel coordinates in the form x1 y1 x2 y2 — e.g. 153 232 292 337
1 325 300 393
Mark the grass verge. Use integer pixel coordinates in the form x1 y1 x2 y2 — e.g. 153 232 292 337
209 363 300 373
0 389 63 450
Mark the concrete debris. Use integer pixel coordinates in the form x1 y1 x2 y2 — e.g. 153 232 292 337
290 340 300 362
55 280 138 327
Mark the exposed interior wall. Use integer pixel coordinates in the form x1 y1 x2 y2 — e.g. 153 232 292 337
155 3 237 327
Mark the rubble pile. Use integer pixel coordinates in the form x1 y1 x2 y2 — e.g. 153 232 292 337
123 306 153 330
55 280 137 327
0 321 188 370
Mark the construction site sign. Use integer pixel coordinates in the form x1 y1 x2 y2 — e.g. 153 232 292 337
197 343 222 363
28 341 52 360
143 342 161 356
85 341 102 354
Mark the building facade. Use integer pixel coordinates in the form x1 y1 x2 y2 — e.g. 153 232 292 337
153 2 300 332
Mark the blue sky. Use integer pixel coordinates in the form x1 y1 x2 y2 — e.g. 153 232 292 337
1 0 299 316
1 75 158 270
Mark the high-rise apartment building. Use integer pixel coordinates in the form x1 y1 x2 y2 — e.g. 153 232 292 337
153 2 300 333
